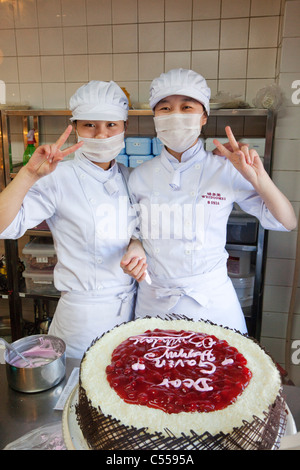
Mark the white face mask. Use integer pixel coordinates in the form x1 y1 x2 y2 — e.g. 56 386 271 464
77 131 125 163
154 113 203 153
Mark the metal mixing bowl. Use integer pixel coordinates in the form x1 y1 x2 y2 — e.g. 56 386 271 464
5 334 66 393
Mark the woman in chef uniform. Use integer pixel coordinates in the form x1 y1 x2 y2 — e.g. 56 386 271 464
0 80 143 358
121 68 297 333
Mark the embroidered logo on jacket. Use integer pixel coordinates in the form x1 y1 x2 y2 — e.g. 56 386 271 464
202 192 226 205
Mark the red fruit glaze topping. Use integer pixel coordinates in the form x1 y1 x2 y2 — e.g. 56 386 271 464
106 329 252 414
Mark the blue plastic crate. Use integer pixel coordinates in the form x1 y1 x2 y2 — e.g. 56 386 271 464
116 154 129 166
129 155 153 168
126 137 152 156
152 137 164 155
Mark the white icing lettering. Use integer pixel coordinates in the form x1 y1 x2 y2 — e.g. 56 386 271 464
222 358 234 366
158 377 213 392
131 362 146 371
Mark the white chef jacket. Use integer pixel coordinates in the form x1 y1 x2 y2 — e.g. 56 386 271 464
1 152 137 358
129 140 288 332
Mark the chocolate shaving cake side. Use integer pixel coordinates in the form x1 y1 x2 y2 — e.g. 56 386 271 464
76 385 287 450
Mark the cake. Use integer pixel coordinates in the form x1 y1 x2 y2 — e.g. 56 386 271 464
76 317 287 450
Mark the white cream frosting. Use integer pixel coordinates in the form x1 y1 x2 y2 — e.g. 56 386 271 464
80 318 281 437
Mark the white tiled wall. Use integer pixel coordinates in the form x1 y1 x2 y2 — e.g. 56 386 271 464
261 0 300 386
0 0 299 383
0 0 285 108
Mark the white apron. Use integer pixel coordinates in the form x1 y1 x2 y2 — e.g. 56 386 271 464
135 266 247 334
49 283 136 359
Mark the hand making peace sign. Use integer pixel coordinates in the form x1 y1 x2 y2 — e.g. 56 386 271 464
25 125 83 178
213 126 265 188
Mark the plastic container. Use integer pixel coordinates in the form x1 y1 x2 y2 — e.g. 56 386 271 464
152 137 164 155
129 155 153 168
126 137 152 156
23 129 36 165
22 269 59 295
22 237 57 271
227 249 251 276
226 214 258 244
116 154 129 167
230 272 255 308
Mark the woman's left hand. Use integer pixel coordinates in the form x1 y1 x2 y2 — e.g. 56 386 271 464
213 126 266 187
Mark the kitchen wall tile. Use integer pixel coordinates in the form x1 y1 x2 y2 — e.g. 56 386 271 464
112 0 137 24
218 79 246 100
0 1 15 29
61 0 86 26
138 23 164 52
42 83 66 109
138 52 164 80
191 51 218 79
66 82 86 104
249 17 280 48
86 0 112 25
165 0 192 21
41 56 65 83
165 52 191 71
112 53 138 81
116 80 138 105
165 22 192 51
263 285 291 313
245 78 275 106
272 169 300 201
37 0 62 27
283 0 300 37
220 18 249 49
87 26 113 54
267 229 298 260
250 0 281 17
64 55 89 82
261 312 287 339
280 38 300 73
265 258 296 286
18 56 41 83
192 20 220 51
221 0 250 18
43 115 70 135
20 82 43 108
275 106 300 139
192 0 221 20
88 54 113 81
138 80 151 104
0 29 16 56
138 0 165 23
273 138 300 171
39 28 64 56
15 29 40 56
247 48 277 78
5 83 21 105
14 0 38 28
0 57 19 83
219 49 247 79
113 24 138 53
63 26 88 55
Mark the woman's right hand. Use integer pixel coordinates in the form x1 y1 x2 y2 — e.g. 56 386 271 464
24 125 83 178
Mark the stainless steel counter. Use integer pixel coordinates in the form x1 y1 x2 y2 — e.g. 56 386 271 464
0 357 80 450
0 358 299 450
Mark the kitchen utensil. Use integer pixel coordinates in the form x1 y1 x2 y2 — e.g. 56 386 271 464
4 334 66 393
0 337 31 366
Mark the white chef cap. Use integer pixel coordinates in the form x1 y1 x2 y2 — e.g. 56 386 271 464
149 68 211 115
69 80 128 122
